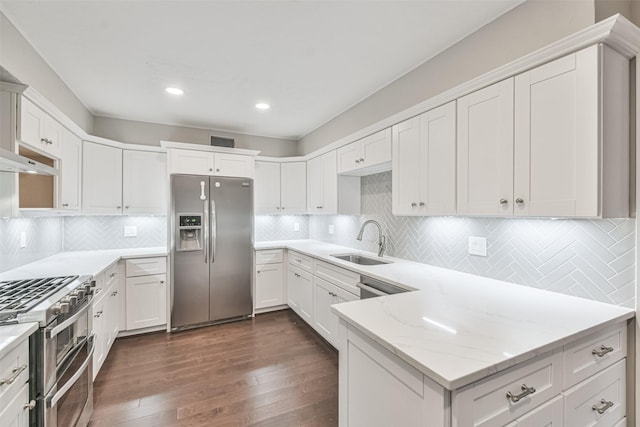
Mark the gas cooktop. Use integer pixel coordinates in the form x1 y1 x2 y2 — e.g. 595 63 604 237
0 275 91 325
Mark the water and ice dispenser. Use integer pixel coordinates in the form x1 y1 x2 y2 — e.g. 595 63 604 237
176 214 203 251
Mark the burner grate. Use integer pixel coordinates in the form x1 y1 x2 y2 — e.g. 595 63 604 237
0 276 79 314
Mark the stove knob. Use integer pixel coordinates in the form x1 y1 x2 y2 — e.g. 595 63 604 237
59 302 70 314
52 303 62 316
76 289 86 299
69 295 78 306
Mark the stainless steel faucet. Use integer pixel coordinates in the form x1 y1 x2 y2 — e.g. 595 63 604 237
356 220 387 257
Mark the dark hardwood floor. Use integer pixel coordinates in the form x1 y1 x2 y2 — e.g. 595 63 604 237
89 310 338 427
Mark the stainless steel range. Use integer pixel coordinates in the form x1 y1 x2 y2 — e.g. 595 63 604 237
0 275 95 427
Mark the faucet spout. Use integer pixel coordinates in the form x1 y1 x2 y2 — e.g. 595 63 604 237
356 220 387 257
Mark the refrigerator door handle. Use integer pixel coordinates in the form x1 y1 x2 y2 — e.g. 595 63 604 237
203 199 209 263
211 199 217 263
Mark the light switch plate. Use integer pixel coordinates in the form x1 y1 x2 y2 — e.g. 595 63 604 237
19 231 26 248
294 222 300 232
468 236 487 256
328 224 335 235
124 225 137 237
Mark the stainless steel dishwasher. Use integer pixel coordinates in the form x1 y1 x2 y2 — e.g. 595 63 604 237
357 275 409 299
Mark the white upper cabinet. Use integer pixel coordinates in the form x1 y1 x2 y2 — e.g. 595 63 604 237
392 101 456 216
169 149 214 175
20 97 62 159
457 78 514 216
514 44 628 218
168 148 254 178
82 141 123 214
308 150 360 215
255 161 307 214
457 44 628 219
122 150 168 215
280 162 307 214
214 152 254 178
337 128 392 176
307 151 337 214
58 127 82 211
255 161 281 214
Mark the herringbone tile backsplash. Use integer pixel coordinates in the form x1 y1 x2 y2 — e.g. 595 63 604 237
310 172 636 308
0 217 64 273
64 216 167 251
254 215 309 241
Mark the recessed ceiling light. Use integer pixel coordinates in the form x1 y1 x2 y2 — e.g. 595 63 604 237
255 102 270 110
165 87 184 95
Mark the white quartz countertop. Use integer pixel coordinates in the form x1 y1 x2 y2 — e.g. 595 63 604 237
0 322 38 360
255 240 635 390
0 247 167 281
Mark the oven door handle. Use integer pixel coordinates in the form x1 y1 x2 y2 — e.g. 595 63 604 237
356 282 389 297
45 296 93 339
46 334 95 408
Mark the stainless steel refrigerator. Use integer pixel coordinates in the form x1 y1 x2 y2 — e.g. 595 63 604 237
170 174 253 330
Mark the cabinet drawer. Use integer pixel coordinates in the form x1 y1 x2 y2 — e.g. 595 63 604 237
314 260 359 295
0 382 29 426
0 339 29 407
288 251 313 272
255 249 283 265
564 359 626 427
505 395 564 426
453 350 563 427
563 323 627 389
126 257 167 277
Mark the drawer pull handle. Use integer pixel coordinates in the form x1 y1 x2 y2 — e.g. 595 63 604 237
294 273 301 278
23 400 36 410
592 345 614 357
592 399 614 415
0 364 27 386
506 384 536 403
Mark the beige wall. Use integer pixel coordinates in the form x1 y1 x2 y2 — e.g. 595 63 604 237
298 0 596 155
0 12 93 133
595 0 633 22
93 116 298 157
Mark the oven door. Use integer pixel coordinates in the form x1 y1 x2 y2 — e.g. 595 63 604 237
41 297 93 395
42 334 94 427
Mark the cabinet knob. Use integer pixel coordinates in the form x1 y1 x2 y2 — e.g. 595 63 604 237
515 198 524 205
316 206 323 209
62 203 69 207
111 291 118 296
209 168 213 172
281 206 285 210
411 202 417 207
116 206 122 209
499 199 508 205
359 158 364 162
276 207 280 210
125 206 129 209
419 202 425 207
160 280 165 284
216 168 220 172
355 159 360 164
257 270 261 274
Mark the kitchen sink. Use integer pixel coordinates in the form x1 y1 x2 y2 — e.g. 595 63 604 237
330 254 393 266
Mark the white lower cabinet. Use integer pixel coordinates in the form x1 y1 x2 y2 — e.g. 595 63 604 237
287 264 313 324
339 316 629 427
563 360 626 427
0 383 29 427
0 337 31 427
506 395 564 426
340 325 447 427
255 249 285 311
314 277 357 348
92 262 120 380
124 256 168 331
125 274 167 330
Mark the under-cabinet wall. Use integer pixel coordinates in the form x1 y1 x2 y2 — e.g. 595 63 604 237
0 217 63 272
309 172 636 308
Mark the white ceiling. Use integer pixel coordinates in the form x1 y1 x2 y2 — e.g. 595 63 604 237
1 1 523 140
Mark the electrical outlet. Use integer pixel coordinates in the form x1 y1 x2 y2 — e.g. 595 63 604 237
328 224 335 235
19 231 26 248
468 236 487 256
293 222 300 232
124 226 137 237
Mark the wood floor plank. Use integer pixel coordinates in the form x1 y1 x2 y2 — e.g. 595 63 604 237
89 309 338 427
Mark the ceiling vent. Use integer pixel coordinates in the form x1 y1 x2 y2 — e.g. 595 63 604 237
210 135 235 148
